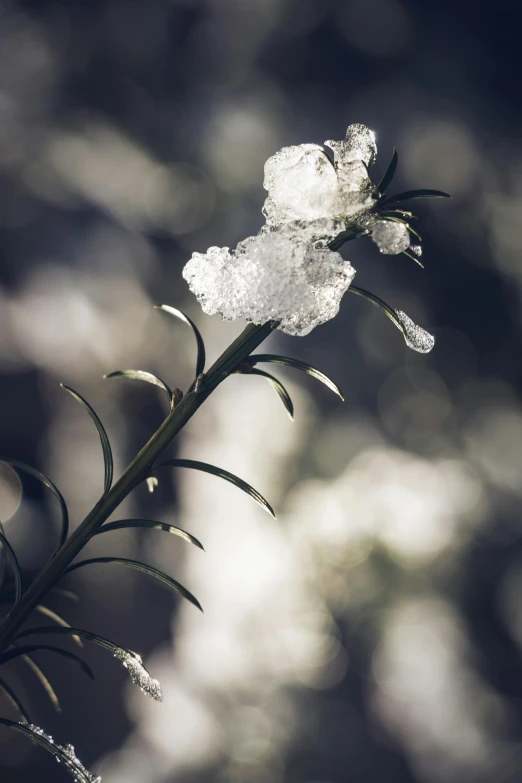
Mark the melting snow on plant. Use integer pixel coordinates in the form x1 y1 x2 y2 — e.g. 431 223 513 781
113 648 163 702
183 123 443 349
20 723 101 783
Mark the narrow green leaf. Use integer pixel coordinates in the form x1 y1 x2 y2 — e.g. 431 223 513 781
0 719 79 771
13 626 161 703
348 286 404 332
35 605 83 647
1 645 94 680
155 459 275 518
60 385 113 496
402 247 424 267
65 557 203 612
378 147 398 193
104 370 173 408
245 354 344 401
19 652 61 712
15 625 121 653
0 677 31 722
0 532 22 608
0 459 69 545
381 188 451 207
50 587 79 602
236 368 294 420
379 208 416 220
155 304 206 378
95 519 204 551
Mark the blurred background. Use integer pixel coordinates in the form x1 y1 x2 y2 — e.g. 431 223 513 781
0 0 521 781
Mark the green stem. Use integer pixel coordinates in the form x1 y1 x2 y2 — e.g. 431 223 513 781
0 320 278 653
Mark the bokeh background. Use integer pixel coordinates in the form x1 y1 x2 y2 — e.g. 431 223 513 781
0 0 521 781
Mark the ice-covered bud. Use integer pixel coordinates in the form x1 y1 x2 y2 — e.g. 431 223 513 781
371 219 411 255
183 232 356 337
262 138 376 233
20 724 101 783
395 310 435 353
113 649 163 702
263 144 338 228
325 123 377 169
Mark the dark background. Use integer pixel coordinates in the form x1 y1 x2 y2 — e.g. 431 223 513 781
1 1 522 781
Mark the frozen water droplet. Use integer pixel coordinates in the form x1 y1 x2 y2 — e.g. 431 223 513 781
411 244 423 257
325 123 377 169
20 723 101 783
146 476 159 493
113 649 163 702
183 233 356 337
394 310 435 353
371 220 410 255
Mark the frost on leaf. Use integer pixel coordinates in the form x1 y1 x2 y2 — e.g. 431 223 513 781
371 220 411 255
395 310 435 353
113 649 163 702
21 724 101 783
182 233 355 336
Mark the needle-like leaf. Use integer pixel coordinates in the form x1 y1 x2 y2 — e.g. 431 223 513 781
95 519 204 550
34 605 83 647
379 208 416 220
155 304 206 378
18 652 61 712
402 247 424 267
378 147 398 193
0 532 22 608
15 625 122 652
1 645 94 680
348 285 404 331
0 677 31 722
244 354 344 401
64 557 202 611
0 718 97 781
155 459 275 518
0 459 69 546
380 188 451 208
13 627 161 702
348 285 434 355
60 385 113 496
50 587 79 602
104 370 174 409
236 368 294 420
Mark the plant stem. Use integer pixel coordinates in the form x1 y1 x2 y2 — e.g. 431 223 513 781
0 320 278 652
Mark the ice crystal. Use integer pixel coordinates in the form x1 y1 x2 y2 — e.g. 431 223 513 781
325 123 377 168
371 220 411 255
395 310 435 353
21 723 101 783
183 233 355 336
411 244 423 257
113 649 163 702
